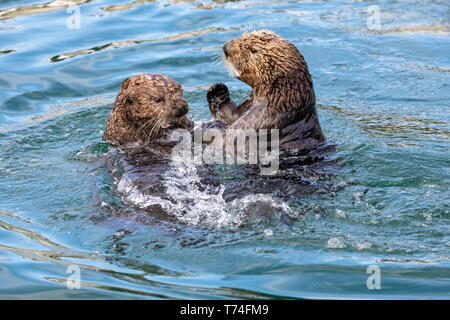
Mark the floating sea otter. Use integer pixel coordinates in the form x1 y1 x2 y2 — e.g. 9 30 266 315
206 30 326 152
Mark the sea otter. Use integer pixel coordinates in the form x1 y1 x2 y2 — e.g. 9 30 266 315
103 73 192 147
206 30 326 152
99 73 197 222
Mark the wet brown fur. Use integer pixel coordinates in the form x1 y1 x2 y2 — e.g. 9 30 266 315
207 30 325 150
103 74 191 146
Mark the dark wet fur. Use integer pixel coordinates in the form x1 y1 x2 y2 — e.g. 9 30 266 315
220 143 339 202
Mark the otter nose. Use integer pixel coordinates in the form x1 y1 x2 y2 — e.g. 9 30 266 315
174 100 188 117
223 40 232 57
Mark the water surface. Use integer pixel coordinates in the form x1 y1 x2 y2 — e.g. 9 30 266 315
0 0 449 299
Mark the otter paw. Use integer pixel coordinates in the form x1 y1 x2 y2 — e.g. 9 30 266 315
206 83 230 109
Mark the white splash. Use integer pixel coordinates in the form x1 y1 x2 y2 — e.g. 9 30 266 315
116 175 172 211
115 159 294 230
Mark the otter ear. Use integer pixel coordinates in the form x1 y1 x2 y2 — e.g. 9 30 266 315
120 78 134 106
118 91 133 109
258 30 278 42
260 30 276 36
121 78 131 90
123 94 135 120
250 44 261 53
125 95 133 105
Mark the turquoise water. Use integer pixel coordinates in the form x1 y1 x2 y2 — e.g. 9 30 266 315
0 0 449 299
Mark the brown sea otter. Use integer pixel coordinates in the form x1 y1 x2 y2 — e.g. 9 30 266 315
99 73 196 222
206 30 326 152
103 73 192 147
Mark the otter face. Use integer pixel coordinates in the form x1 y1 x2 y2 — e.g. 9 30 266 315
223 30 306 87
120 74 189 132
104 74 191 146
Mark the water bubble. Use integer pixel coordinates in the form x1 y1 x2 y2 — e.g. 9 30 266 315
327 238 347 249
353 192 363 204
335 209 346 218
355 241 372 250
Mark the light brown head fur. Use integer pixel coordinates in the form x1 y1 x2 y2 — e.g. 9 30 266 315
103 74 191 146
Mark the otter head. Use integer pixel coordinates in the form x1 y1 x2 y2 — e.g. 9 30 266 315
223 30 309 89
120 74 189 130
222 30 318 130
103 74 190 146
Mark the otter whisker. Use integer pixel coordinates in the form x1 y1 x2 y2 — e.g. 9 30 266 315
147 119 159 141
134 107 166 139
212 52 225 67
224 57 236 79
134 118 155 138
147 116 165 143
213 52 236 79
148 116 167 144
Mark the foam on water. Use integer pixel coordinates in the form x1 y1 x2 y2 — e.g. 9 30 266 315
116 175 171 211
115 158 295 230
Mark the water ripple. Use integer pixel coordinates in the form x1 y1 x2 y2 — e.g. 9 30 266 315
49 26 242 62
0 0 92 21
